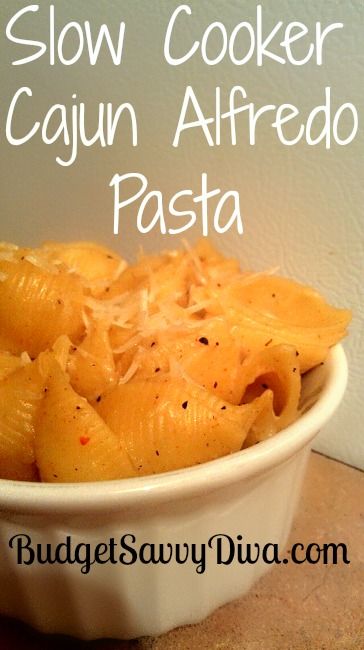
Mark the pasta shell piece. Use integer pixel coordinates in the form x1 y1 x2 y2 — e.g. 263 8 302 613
227 308 346 373
0 359 45 478
178 319 249 403
238 345 301 433
0 258 85 357
232 274 351 329
96 376 268 476
134 320 248 404
0 351 24 381
138 339 242 404
217 275 351 372
130 327 199 379
146 257 194 307
35 356 136 482
242 390 277 448
41 241 126 296
181 342 243 404
68 321 117 400
103 252 167 298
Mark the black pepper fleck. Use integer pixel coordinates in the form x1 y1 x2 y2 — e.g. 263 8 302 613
221 405 226 410
198 336 209 345
96 395 102 403
182 400 188 409
213 381 218 388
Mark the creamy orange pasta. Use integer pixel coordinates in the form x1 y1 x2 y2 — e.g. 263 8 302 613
0 239 351 482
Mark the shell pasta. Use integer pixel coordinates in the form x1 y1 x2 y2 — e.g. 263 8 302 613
0 239 351 482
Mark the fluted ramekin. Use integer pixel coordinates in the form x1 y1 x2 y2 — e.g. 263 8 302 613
0 345 347 639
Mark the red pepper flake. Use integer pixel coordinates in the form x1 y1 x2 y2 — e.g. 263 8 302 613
44 387 48 393
213 381 218 388
96 395 102 403
79 436 90 446
182 400 188 409
76 405 81 410
215 341 220 346
221 405 226 410
198 336 209 345
155 450 160 456
154 367 161 373
264 339 273 347
296 351 299 357
151 341 156 347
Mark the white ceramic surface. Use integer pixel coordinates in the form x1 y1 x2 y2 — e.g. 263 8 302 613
0 345 348 639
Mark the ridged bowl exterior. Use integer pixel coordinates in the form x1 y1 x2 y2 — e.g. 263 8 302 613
0 346 347 639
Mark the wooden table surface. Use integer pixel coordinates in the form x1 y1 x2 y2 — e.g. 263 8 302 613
1 452 363 650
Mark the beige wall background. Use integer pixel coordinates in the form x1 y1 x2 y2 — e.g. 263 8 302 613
0 1 363 468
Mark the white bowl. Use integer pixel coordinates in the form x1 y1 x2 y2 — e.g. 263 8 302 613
0 345 348 640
